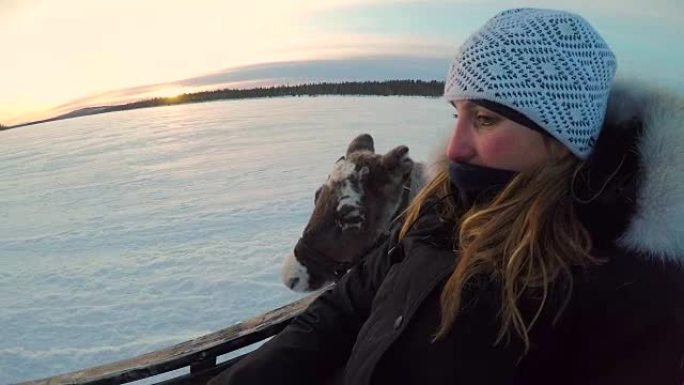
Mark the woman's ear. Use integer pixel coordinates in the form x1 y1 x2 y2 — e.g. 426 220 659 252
555 145 571 160
563 147 576 161
544 136 571 160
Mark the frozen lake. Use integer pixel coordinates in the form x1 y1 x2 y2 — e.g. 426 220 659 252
0 96 453 383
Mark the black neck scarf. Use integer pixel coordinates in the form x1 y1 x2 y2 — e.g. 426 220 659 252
449 161 519 207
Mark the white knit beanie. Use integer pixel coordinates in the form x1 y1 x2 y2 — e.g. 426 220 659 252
444 8 617 159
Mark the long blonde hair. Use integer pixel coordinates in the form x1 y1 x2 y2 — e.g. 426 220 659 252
400 143 601 352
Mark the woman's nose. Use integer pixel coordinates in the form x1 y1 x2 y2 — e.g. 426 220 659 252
446 119 475 162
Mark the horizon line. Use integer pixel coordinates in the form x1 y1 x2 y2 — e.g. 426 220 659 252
1 79 445 131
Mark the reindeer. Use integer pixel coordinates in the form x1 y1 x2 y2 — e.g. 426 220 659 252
281 134 428 292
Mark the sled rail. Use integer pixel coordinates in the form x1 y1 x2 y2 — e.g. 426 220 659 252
15 293 319 385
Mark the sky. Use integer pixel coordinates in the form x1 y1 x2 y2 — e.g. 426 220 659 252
1 0 682 126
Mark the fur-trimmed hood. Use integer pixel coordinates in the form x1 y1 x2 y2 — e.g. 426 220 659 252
576 81 684 263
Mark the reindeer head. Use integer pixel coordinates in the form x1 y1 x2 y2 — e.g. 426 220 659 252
282 134 415 291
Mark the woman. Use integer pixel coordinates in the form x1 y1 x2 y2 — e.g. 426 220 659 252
210 8 684 385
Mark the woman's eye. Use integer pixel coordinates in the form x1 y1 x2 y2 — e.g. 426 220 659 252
477 115 497 126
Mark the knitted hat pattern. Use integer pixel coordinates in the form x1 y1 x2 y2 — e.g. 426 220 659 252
444 8 617 159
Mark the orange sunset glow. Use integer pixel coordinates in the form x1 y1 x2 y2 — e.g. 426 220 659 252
1 0 682 127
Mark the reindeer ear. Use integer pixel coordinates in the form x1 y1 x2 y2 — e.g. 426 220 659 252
358 166 369 179
346 134 375 156
382 145 413 175
314 186 322 203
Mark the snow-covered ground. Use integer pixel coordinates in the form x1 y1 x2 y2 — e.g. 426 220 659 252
0 96 452 383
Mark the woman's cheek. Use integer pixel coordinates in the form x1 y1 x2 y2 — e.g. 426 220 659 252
480 132 517 159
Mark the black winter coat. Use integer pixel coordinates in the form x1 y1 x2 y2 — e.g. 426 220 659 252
209 83 684 385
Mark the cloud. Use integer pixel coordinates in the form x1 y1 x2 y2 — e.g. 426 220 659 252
2 0 681 125
46 55 450 117
181 55 450 86
0 0 30 22
0 0 443 125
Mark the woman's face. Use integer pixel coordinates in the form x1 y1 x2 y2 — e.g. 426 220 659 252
447 100 555 172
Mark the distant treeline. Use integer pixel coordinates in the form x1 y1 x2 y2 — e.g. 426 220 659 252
0 123 7 131
5 80 445 129
105 80 445 112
